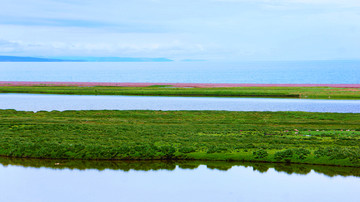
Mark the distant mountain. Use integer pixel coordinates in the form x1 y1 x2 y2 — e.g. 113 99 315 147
0 56 67 62
0 55 173 62
54 57 173 62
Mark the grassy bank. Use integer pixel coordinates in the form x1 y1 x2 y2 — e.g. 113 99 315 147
1 110 359 166
0 85 360 99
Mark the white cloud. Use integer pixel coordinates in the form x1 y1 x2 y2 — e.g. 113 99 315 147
0 25 209 58
0 0 359 60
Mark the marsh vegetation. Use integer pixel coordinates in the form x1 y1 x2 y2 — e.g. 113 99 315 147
1 110 359 166
0 85 360 99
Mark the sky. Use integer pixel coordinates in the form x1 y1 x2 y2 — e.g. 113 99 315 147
0 0 359 61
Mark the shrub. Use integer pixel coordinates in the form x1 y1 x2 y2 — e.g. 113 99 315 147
206 146 228 153
293 148 311 160
315 147 359 161
179 147 196 153
253 149 268 159
158 146 176 159
274 149 294 162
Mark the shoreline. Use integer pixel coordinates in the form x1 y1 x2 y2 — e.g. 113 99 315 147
1 81 360 88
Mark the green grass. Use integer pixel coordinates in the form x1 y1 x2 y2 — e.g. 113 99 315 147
1 85 360 99
1 110 359 166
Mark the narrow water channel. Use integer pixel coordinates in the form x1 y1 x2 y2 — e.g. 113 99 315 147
1 93 359 113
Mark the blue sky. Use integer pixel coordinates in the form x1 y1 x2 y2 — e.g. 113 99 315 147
0 0 359 61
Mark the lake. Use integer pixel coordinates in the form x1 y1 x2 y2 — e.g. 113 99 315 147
1 93 360 113
1 61 360 84
0 158 359 202
1 60 359 202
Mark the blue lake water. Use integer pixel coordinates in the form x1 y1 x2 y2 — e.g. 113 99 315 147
1 94 360 112
0 159 359 202
1 61 359 202
0 60 360 83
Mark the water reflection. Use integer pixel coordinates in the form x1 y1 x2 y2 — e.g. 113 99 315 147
1 157 359 177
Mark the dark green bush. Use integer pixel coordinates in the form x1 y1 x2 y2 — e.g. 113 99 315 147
253 149 268 159
293 148 311 160
207 146 229 153
179 147 196 153
158 146 176 159
315 147 359 161
274 149 294 162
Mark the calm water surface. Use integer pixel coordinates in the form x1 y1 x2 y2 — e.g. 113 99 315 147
1 61 359 202
1 61 360 83
0 158 359 202
0 93 359 113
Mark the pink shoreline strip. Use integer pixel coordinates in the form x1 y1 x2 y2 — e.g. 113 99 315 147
0 81 360 88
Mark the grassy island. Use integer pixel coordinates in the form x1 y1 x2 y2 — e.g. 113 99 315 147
1 110 359 167
0 85 360 99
